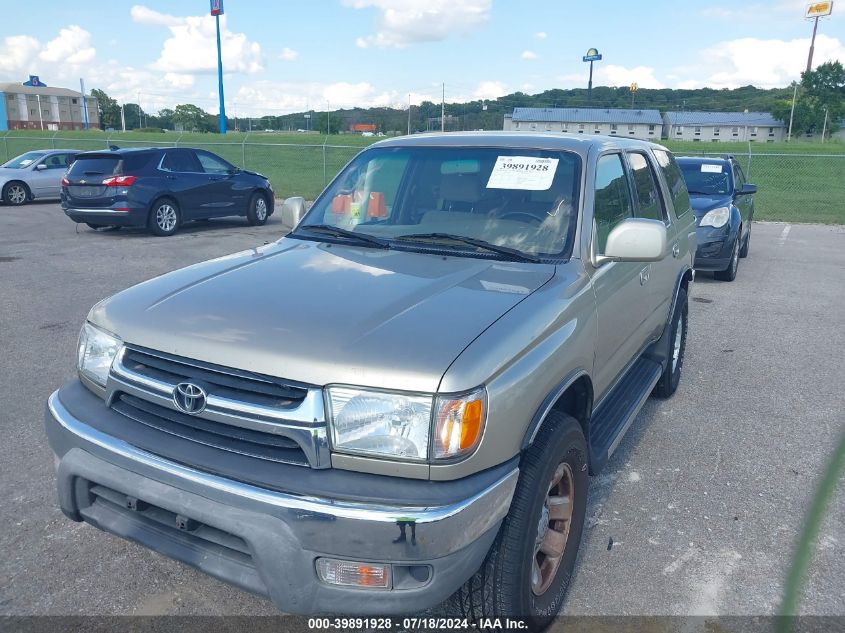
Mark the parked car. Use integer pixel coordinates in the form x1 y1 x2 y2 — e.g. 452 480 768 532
1 150 79 205
60 147 274 235
676 155 756 281
45 134 695 627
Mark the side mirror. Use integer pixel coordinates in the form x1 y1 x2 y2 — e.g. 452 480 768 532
736 183 757 196
593 218 667 266
280 196 307 228
35 163 47 171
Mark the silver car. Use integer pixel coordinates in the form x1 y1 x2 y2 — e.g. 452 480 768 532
1 149 79 205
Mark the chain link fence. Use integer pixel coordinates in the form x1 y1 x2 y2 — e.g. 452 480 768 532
2 132 843 222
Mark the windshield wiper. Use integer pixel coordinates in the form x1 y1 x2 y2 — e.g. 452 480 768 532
687 190 720 196
394 233 540 262
294 224 390 248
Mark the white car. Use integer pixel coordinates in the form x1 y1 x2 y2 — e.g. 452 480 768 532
1 150 79 206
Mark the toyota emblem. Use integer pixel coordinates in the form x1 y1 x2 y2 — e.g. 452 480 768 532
173 382 207 415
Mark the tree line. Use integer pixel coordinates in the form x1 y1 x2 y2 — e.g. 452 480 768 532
90 61 844 137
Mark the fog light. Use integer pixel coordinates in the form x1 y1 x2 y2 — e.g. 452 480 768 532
316 558 391 589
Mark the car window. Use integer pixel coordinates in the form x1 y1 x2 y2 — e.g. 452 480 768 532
298 146 582 258
627 152 667 223
2 151 46 169
196 151 232 174
161 150 202 173
677 161 731 197
66 156 121 178
123 152 155 172
653 150 691 217
732 162 745 190
593 153 633 253
41 154 69 169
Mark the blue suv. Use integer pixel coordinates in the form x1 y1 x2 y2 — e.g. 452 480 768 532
676 155 756 281
62 147 274 236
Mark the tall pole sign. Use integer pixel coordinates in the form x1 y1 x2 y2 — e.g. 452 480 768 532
805 1 834 72
211 0 227 134
582 48 602 105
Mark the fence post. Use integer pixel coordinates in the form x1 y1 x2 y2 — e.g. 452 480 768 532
322 141 327 185
175 132 183 148
746 142 753 180
105 131 112 149
51 130 59 149
241 132 248 168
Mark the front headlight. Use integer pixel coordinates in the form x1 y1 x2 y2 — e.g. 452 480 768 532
328 387 432 461
699 206 730 228
327 385 488 461
77 322 122 387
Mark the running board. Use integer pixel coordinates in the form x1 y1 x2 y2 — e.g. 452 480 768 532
589 357 662 474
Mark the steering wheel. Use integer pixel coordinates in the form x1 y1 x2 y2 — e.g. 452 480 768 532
498 211 543 226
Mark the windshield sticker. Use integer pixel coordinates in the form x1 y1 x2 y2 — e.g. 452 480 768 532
486 156 559 190
701 164 722 173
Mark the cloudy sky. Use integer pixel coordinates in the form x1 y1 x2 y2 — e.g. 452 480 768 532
1 0 844 116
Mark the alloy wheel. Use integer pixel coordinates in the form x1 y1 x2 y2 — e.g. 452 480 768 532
531 462 574 596
7 185 26 205
156 204 177 232
255 197 267 221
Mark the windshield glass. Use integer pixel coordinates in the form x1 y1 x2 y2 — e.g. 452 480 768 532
294 146 582 259
678 161 732 196
66 156 122 178
2 151 46 169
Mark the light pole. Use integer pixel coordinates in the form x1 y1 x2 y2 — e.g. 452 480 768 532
211 0 227 134
805 1 834 72
36 94 44 130
582 48 602 106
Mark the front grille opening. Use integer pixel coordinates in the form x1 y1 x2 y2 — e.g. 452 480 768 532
123 347 308 406
112 394 310 466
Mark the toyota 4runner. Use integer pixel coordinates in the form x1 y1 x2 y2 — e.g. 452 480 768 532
45 133 696 628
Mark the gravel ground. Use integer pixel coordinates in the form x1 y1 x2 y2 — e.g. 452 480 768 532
0 204 842 616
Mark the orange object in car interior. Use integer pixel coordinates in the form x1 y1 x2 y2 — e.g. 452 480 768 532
368 192 387 217
332 194 351 214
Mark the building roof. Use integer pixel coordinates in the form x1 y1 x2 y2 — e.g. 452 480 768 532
510 107 663 125
0 83 89 98
663 111 783 127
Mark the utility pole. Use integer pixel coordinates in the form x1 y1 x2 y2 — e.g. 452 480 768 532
326 101 330 135
407 93 411 135
212 0 227 133
80 78 89 130
441 83 445 132
821 107 829 142
121 104 126 132
787 82 798 142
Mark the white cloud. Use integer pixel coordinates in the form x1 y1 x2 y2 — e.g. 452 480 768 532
344 0 492 48
280 47 299 61
679 34 845 88
130 5 263 75
39 26 96 64
601 64 665 89
0 35 40 73
472 80 507 100
536 31 547 39
521 50 538 60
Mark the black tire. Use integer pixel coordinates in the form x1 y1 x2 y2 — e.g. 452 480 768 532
653 287 688 399
2 181 29 206
148 198 180 236
246 192 269 226
449 411 588 630
739 226 750 258
714 236 740 281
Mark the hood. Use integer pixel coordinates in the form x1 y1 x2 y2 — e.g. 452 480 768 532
90 239 555 392
689 193 733 217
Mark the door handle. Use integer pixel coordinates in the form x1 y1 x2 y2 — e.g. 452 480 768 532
639 265 651 286
672 244 681 258
165 175 177 180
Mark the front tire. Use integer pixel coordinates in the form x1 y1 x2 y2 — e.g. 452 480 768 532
148 198 180 236
739 226 750 258
450 411 588 630
653 287 688 399
714 236 740 281
3 182 29 206
246 192 269 226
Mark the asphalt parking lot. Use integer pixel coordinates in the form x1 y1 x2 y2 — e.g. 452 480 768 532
1 202 843 616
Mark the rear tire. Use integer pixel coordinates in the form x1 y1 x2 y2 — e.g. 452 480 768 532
148 198 180 236
653 287 687 399
3 181 29 206
714 236 740 281
449 411 588 630
246 192 269 226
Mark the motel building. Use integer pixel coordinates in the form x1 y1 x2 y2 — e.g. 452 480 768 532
0 76 100 131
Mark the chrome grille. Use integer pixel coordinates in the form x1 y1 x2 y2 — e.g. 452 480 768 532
106 346 329 469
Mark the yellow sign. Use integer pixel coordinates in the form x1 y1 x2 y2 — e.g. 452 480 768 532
806 1 833 17
630 83 639 92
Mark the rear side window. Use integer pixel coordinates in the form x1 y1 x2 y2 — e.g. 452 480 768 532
66 156 121 178
593 153 633 253
627 152 667 223
160 150 202 173
652 149 691 218
123 152 155 172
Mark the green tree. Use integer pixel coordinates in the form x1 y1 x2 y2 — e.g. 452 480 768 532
90 88 120 130
802 60 844 137
172 104 210 132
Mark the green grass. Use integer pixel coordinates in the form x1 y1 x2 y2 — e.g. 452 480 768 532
3 130 843 222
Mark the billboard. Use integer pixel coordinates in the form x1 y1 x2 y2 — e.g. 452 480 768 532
806 1 833 17
210 0 224 16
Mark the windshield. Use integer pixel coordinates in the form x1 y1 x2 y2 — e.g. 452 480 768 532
66 156 122 179
293 146 582 259
678 161 732 196
2 151 46 169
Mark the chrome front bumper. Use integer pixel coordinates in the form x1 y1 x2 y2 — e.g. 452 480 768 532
45 388 518 613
